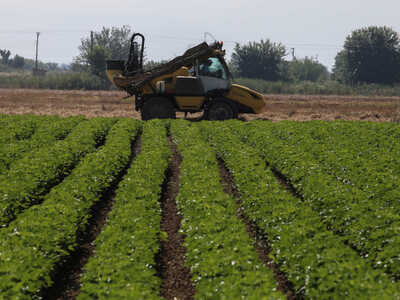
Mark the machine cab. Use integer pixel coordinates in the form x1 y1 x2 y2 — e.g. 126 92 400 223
195 56 232 93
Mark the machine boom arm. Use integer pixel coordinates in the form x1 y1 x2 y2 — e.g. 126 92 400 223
111 42 220 94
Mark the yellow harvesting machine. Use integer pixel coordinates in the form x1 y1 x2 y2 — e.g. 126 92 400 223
106 33 265 120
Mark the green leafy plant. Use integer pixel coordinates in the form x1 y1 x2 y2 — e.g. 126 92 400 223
78 120 168 299
0 118 141 299
201 121 399 299
170 120 284 299
0 117 115 225
0 116 85 175
232 120 400 280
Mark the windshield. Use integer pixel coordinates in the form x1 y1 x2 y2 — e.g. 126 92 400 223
199 57 227 80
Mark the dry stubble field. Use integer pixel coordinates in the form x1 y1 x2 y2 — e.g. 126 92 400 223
1 88 400 121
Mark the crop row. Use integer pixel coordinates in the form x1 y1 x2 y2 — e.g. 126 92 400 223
231 121 400 278
273 121 400 202
305 122 400 211
170 120 284 299
0 115 56 174
0 114 40 124
271 121 400 277
0 116 85 175
0 116 397 299
0 117 115 226
281 122 400 223
0 119 141 299
200 121 399 299
0 114 23 127
0 114 40 144
78 120 170 299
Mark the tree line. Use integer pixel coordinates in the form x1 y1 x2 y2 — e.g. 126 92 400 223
2 25 400 89
232 26 400 85
0 49 64 72
0 50 25 70
71 25 400 86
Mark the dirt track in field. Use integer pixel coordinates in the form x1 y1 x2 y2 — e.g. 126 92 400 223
157 138 195 300
218 159 299 300
1 88 400 122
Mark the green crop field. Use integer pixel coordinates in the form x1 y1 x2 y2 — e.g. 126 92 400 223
0 114 399 299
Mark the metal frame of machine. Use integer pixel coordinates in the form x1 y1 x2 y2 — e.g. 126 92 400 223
106 33 265 120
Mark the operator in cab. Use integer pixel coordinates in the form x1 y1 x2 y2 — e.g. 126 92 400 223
199 58 224 79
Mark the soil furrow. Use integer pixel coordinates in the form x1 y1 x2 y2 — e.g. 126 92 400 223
217 159 299 300
41 135 142 300
267 163 370 259
269 166 304 200
157 136 195 300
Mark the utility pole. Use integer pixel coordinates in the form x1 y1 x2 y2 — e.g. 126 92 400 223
88 30 94 67
90 31 94 53
33 32 46 76
291 47 296 61
35 32 40 71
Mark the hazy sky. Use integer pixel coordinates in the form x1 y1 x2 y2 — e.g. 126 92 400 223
1 0 400 69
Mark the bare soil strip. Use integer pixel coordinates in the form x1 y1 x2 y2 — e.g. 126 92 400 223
1 88 400 122
269 166 304 200
157 137 195 300
217 159 299 300
41 135 142 300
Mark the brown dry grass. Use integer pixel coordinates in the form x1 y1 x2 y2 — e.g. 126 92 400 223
0 88 139 118
1 88 400 122
246 94 400 122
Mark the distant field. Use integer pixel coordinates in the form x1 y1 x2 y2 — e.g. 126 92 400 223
0 116 399 299
1 88 400 121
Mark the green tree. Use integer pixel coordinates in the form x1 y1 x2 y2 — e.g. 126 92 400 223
231 39 287 81
333 26 400 84
0 49 11 65
87 46 108 77
74 25 133 78
45 62 59 71
11 55 25 69
143 60 168 71
226 60 239 77
332 50 348 83
288 57 329 82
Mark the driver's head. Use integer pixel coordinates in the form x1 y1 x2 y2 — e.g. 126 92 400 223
206 59 213 66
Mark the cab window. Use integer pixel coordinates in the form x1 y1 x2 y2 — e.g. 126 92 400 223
199 58 227 79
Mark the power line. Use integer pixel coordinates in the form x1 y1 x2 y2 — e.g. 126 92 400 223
147 34 199 42
0 29 345 66
0 29 89 34
0 29 345 48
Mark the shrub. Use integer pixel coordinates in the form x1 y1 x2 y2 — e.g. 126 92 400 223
0 72 111 90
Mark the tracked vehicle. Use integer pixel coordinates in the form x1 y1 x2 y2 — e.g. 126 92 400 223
106 33 265 120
